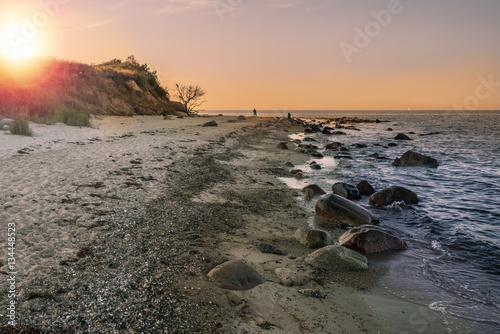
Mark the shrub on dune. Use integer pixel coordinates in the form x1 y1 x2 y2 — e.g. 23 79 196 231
10 118 33 136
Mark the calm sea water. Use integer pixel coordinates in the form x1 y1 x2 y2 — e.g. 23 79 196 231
206 110 500 332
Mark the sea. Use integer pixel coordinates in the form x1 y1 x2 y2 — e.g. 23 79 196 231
205 110 500 332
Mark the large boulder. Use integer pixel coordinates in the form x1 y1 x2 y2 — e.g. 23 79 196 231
202 120 218 127
332 182 361 200
302 184 326 201
339 225 408 253
392 151 439 168
356 180 376 196
208 260 265 290
0 118 12 129
294 227 331 249
369 186 419 207
305 245 368 271
315 194 378 227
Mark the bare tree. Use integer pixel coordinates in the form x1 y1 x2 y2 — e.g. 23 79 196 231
174 83 206 116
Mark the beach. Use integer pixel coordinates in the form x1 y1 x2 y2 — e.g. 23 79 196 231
0 114 482 333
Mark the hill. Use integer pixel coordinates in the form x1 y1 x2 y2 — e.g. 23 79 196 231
0 56 185 119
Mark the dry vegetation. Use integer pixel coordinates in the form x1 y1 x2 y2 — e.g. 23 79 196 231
0 56 185 121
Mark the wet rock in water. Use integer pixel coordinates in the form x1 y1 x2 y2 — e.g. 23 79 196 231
294 227 331 248
203 120 218 127
339 225 408 253
322 128 332 135
325 142 343 150
369 186 419 207
303 137 318 142
294 172 304 179
275 268 309 287
277 142 289 150
311 151 324 158
310 162 322 170
290 169 303 175
334 154 353 160
305 245 368 271
354 143 367 148
304 128 314 134
388 143 398 147
387 128 394 131
340 146 349 152
302 184 326 200
331 131 347 136
298 289 327 299
251 240 288 256
208 260 265 290
356 180 376 196
392 151 439 168
332 182 361 200
285 162 295 168
315 194 378 227
394 133 412 140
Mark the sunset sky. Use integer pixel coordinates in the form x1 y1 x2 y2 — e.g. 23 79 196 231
1 0 499 110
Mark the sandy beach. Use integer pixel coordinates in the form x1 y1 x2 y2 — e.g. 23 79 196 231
0 115 456 333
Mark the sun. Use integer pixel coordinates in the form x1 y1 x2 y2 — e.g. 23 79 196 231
0 17 41 62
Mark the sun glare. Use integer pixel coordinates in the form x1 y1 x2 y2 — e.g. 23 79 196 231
0 18 41 62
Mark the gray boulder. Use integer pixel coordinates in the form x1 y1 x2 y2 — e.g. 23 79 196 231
208 260 265 290
275 268 309 287
277 142 289 150
332 182 361 200
294 227 331 249
302 184 326 201
392 151 439 168
315 194 378 227
0 118 12 129
369 186 419 207
305 245 368 271
202 120 218 127
339 225 408 253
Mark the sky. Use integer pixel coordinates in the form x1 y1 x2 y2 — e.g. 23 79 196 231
1 0 500 110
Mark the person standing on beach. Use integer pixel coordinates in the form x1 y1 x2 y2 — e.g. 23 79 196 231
253 109 257 116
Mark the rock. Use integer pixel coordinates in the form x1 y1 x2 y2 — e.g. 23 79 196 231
315 194 378 227
294 227 331 248
322 128 332 135
275 268 309 287
388 143 398 147
311 151 324 158
302 184 326 200
277 142 289 150
387 128 393 131
334 154 353 160
369 186 419 207
332 182 361 200
203 120 218 127
354 143 367 148
237 115 246 121
305 245 368 271
356 181 375 196
0 118 12 129
310 162 322 170
303 137 317 142
394 133 412 140
340 146 349 152
331 131 347 136
392 151 439 168
290 169 303 175
285 162 295 168
339 225 408 253
298 289 327 299
251 241 287 256
325 142 342 150
304 128 314 134
294 172 304 179
208 260 265 290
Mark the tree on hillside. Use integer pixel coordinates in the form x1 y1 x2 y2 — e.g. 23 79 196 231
174 83 206 116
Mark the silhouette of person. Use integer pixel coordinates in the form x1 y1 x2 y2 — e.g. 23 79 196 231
253 109 257 116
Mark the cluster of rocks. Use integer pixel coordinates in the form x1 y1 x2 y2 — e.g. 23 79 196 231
208 118 437 297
